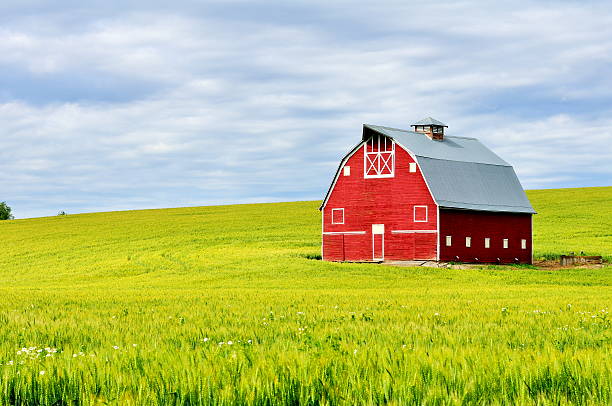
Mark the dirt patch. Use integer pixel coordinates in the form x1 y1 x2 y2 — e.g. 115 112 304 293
532 259 605 270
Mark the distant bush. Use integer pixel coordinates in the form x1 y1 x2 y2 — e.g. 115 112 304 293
0 202 14 220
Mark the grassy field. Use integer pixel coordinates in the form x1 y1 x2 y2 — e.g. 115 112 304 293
528 187 612 261
0 186 610 405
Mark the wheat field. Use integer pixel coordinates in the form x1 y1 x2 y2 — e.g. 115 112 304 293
0 187 610 405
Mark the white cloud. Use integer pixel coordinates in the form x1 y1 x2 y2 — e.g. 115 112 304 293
1 1 611 218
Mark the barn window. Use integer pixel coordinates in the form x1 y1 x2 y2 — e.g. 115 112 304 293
409 162 417 173
445 236 452 246
503 239 509 249
413 206 428 222
343 166 351 176
521 239 527 249
484 238 490 248
331 208 344 224
364 133 395 178
465 237 471 247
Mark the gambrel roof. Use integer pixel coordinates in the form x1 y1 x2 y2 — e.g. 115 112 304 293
320 124 535 214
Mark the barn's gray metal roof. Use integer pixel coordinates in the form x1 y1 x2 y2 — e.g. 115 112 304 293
417 158 535 213
412 117 448 127
362 124 535 214
364 124 509 165
320 123 534 213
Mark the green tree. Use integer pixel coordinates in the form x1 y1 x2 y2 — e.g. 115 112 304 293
0 202 14 220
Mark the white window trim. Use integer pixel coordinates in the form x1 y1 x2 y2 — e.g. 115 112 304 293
413 205 428 222
484 238 490 249
364 135 395 179
465 236 471 248
331 208 344 225
503 239 509 249
409 162 417 173
445 235 452 247
343 166 350 176
521 239 527 249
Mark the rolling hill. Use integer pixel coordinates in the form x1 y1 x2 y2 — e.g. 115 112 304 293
0 186 610 405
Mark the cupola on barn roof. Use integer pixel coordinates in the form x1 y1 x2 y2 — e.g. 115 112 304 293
411 117 447 140
412 117 448 127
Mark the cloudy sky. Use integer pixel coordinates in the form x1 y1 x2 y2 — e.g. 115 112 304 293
2 1 611 218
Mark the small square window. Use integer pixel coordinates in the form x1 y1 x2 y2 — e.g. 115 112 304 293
503 239 509 249
521 239 527 249
409 162 417 173
343 166 350 176
465 237 471 247
331 208 344 224
414 206 427 222
445 236 452 246
484 238 490 248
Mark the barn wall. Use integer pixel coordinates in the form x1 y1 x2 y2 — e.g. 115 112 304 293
439 209 532 264
322 142 437 261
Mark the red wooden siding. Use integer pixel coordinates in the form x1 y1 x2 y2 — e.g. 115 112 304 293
322 139 437 261
439 209 532 264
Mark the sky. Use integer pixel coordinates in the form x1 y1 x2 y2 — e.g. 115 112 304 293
1 1 611 219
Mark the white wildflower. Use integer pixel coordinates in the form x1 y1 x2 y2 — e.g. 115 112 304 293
39 371 45 375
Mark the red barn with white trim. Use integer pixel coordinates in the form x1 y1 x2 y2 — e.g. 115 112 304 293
320 118 535 264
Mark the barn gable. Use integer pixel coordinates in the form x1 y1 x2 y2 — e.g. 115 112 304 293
321 123 535 214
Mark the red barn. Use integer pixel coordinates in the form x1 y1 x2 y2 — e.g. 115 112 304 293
320 118 535 264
